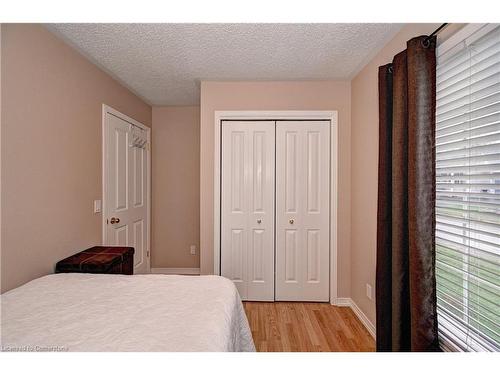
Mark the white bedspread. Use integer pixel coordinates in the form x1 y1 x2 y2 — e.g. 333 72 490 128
1 273 255 352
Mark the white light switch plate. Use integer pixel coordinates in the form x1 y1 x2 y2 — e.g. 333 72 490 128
94 199 102 214
190 245 196 255
366 284 373 300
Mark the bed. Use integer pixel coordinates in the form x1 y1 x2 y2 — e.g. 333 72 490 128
1 273 255 352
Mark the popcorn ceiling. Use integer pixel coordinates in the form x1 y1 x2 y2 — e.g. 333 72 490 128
46 23 402 105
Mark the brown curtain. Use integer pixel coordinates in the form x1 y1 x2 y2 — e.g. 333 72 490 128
376 35 440 352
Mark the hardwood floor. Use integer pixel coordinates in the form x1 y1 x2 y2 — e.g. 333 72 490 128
243 302 375 352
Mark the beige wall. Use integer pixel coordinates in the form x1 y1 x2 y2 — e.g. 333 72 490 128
350 23 464 325
1 24 151 292
152 106 200 269
0 25 3 285
199 81 352 297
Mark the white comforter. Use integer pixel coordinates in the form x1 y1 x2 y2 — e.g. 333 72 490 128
1 273 255 352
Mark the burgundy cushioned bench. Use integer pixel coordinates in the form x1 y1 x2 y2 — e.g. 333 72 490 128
55 246 134 275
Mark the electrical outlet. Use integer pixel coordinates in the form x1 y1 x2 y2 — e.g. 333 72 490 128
366 284 373 300
190 245 196 255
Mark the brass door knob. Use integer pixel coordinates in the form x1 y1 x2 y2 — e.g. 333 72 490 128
110 217 120 224
289 219 295 224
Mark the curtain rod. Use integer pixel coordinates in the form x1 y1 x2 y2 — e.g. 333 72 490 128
387 23 450 72
423 23 449 46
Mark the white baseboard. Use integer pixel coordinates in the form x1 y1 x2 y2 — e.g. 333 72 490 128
349 299 376 339
150 267 200 275
331 297 351 306
331 297 376 339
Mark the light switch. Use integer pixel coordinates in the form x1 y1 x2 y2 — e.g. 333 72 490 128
366 284 373 300
94 200 102 214
190 245 196 255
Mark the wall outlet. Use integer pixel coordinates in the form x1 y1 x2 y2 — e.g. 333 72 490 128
366 283 373 300
93 199 102 214
190 245 196 255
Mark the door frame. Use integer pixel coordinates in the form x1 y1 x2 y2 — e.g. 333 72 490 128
101 104 151 272
213 110 338 303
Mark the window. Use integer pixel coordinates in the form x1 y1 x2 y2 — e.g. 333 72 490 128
435 24 500 351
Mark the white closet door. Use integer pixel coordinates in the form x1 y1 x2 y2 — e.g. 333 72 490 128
221 121 275 301
275 121 330 301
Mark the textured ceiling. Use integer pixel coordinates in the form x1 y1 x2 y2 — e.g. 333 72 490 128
46 24 402 105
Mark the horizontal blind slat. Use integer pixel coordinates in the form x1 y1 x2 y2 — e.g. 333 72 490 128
436 82 500 116
438 52 500 90
437 284 498 325
437 289 500 325
439 290 498 338
437 241 500 265
436 142 500 159
437 28 500 77
438 45 500 84
436 182 500 189
437 228 500 251
436 214 500 235
436 220 500 242
436 236 500 260
436 304 500 349
436 209 500 228
436 115 500 140
436 152 500 167
436 172 500 181
436 296 500 338
437 259 500 290
438 311 498 351
436 268 500 309
437 26 500 74
437 248 500 279
436 132 500 152
437 61 500 99
436 227 500 253
436 162 500 174
437 76 500 109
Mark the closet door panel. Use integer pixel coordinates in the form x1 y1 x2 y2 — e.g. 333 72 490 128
247 125 275 301
285 131 299 213
284 229 299 282
221 126 248 298
276 121 330 301
221 121 275 301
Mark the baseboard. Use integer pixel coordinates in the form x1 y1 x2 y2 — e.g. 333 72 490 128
349 299 376 339
331 297 376 339
150 267 200 275
331 297 351 306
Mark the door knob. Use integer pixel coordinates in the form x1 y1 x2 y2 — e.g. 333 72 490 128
257 219 262 224
289 219 295 224
110 217 120 224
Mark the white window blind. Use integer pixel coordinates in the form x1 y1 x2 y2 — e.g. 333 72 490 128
436 24 500 352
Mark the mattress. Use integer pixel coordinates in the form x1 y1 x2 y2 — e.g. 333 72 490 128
1 273 255 352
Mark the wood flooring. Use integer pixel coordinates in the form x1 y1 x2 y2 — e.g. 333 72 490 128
243 302 375 352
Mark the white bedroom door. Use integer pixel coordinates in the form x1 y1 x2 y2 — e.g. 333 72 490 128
221 121 275 301
275 120 330 301
104 108 150 274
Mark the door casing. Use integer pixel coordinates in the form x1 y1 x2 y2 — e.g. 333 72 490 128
213 110 339 304
102 104 151 273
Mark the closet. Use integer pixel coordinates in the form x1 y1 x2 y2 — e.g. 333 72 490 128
221 120 330 302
